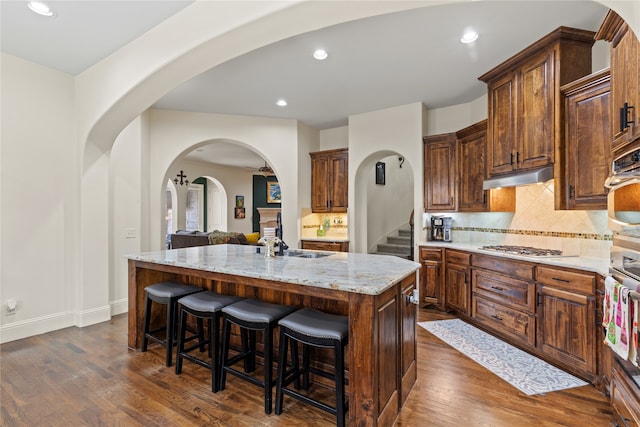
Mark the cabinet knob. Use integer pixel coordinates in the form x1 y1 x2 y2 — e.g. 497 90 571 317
569 185 575 199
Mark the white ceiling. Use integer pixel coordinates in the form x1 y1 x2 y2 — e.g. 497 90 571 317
1 1 610 169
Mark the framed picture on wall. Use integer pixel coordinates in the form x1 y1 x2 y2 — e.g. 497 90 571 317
267 181 281 203
234 207 246 219
236 195 244 207
376 161 385 185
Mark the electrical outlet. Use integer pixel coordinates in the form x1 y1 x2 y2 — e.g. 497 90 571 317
125 228 136 239
6 299 17 314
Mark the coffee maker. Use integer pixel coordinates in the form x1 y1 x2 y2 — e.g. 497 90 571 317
430 216 453 242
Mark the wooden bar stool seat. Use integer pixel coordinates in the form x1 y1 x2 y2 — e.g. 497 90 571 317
141 281 202 367
175 291 244 392
274 308 349 427
219 299 296 414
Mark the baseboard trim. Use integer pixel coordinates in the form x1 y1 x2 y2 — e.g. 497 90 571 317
111 298 128 316
0 311 74 344
0 304 113 344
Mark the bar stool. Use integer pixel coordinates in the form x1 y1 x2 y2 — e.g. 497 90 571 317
274 308 349 427
219 299 296 414
175 291 244 392
141 281 202 367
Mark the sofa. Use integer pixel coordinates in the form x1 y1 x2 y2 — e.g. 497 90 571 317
170 230 259 249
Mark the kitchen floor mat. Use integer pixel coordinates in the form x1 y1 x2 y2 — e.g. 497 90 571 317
418 319 588 395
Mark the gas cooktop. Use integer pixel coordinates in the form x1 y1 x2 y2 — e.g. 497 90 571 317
480 245 564 257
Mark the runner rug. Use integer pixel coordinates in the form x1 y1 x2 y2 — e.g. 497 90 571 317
418 319 588 395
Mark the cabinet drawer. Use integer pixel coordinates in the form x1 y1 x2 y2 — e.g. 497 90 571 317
420 247 442 262
472 269 535 312
536 266 595 293
445 249 470 265
472 254 534 281
472 295 536 347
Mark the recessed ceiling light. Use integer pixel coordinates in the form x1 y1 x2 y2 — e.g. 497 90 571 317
313 49 328 60
461 31 478 44
27 1 54 17
276 99 288 107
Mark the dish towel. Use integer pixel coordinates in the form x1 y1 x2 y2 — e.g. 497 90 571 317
631 295 639 367
606 280 630 360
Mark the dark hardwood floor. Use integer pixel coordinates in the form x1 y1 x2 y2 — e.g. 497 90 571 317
1 308 613 426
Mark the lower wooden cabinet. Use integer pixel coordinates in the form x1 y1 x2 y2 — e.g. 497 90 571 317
418 247 444 310
444 250 471 315
300 240 348 252
400 274 417 406
461 250 599 381
611 360 640 427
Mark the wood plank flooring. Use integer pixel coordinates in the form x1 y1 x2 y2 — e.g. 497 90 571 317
1 309 614 426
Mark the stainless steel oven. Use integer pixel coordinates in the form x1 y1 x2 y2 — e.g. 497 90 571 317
605 147 640 238
610 234 640 288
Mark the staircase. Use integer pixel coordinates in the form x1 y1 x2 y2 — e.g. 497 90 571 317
374 229 413 259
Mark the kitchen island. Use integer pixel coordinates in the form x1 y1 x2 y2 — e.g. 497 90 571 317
127 244 421 427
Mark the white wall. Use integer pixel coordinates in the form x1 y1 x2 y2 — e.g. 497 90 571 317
110 115 147 316
366 154 415 253
0 54 79 340
348 102 425 255
319 126 349 150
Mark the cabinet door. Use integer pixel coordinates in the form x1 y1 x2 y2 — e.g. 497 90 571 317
517 49 555 170
328 150 348 212
445 263 469 315
424 137 457 211
400 275 417 406
487 71 517 176
537 284 596 375
458 129 487 211
310 149 348 213
563 72 610 210
311 153 330 213
611 23 639 151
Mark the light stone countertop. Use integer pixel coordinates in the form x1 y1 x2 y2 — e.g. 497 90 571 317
419 241 610 276
127 244 420 295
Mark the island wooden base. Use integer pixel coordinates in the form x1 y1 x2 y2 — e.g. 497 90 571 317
128 259 417 427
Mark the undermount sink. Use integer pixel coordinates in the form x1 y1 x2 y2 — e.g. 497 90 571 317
284 250 332 259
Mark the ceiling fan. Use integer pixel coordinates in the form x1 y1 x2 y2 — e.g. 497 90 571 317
245 161 274 176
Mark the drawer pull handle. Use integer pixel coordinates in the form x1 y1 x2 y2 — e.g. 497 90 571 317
552 277 570 283
491 315 503 321
491 286 506 291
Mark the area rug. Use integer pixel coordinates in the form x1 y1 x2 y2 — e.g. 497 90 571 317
418 319 588 395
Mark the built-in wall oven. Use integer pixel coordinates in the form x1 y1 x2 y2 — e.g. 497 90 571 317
605 146 640 238
606 146 640 420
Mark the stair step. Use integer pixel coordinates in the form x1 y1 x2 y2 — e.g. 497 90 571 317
376 243 411 255
387 236 411 245
398 229 413 237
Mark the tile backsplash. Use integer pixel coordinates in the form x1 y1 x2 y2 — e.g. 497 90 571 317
422 180 612 259
300 209 349 240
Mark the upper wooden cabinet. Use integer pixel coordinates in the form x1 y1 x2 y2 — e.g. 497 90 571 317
558 69 611 210
423 121 515 213
479 27 595 177
424 133 457 212
457 121 489 212
310 148 348 213
596 10 640 155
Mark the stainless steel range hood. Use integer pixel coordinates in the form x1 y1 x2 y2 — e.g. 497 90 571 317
482 166 554 190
